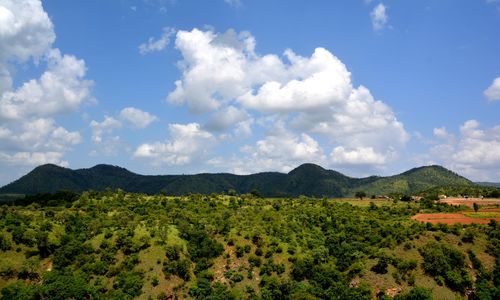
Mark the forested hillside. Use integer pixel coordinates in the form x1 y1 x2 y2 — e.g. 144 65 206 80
0 192 499 299
0 163 473 197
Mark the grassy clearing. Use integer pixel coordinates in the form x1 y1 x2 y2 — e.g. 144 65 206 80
464 211 500 218
331 198 394 207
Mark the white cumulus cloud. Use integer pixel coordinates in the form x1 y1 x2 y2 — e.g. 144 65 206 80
0 151 68 167
0 49 93 120
0 118 80 167
430 120 500 181
119 107 158 128
484 77 500 101
134 123 215 165
162 28 409 171
90 116 122 143
209 126 327 174
0 0 54 64
331 146 387 165
0 0 93 174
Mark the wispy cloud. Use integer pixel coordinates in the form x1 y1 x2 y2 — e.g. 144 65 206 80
138 27 175 55
370 3 388 31
224 0 242 7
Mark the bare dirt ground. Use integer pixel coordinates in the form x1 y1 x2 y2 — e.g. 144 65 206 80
439 198 500 208
412 210 500 224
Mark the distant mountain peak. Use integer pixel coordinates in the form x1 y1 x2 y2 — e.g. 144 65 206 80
33 163 68 171
88 164 131 172
288 163 327 174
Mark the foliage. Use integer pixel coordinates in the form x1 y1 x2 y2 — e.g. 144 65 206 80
0 191 497 299
355 191 367 200
419 241 472 292
394 287 432 300
113 271 144 297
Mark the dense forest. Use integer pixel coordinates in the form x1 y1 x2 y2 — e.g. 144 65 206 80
0 191 499 299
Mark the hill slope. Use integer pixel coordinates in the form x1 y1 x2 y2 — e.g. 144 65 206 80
0 163 473 197
355 165 473 196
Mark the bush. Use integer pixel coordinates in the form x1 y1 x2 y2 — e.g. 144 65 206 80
394 287 432 300
165 245 181 261
235 245 245 258
41 270 94 300
371 257 389 274
183 228 223 262
1 282 39 300
248 255 262 267
163 258 191 281
151 277 159 287
0 234 12 251
113 271 144 297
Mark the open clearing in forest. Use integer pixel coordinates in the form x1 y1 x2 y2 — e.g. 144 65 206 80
412 208 500 224
334 198 393 207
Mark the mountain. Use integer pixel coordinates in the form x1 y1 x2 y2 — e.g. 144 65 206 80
0 163 474 197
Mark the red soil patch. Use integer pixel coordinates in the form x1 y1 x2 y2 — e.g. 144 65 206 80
439 198 500 208
412 212 500 224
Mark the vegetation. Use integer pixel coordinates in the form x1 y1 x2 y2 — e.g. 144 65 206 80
0 191 498 299
418 185 500 199
0 163 477 198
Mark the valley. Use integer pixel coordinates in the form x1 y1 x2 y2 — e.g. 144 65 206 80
0 192 499 299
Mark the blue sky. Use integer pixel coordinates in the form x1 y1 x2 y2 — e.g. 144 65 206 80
1 0 500 185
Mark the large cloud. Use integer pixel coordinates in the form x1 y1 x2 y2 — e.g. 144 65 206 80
0 0 92 171
0 0 54 91
0 49 93 120
430 120 500 181
0 118 80 166
0 0 54 64
164 28 408 170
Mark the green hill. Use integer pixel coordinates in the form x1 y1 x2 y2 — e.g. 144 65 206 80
355 165 473 196
0 163 474 197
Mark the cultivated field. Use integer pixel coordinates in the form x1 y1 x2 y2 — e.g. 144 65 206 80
411 209 500 224
438 197 500 207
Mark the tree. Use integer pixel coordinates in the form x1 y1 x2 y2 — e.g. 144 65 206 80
400 195 412 202
1 282 39 300
394 287 432 300
250 189 262 198
355 191 367 200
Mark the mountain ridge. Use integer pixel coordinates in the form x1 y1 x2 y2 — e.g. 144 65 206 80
0 163 473 197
